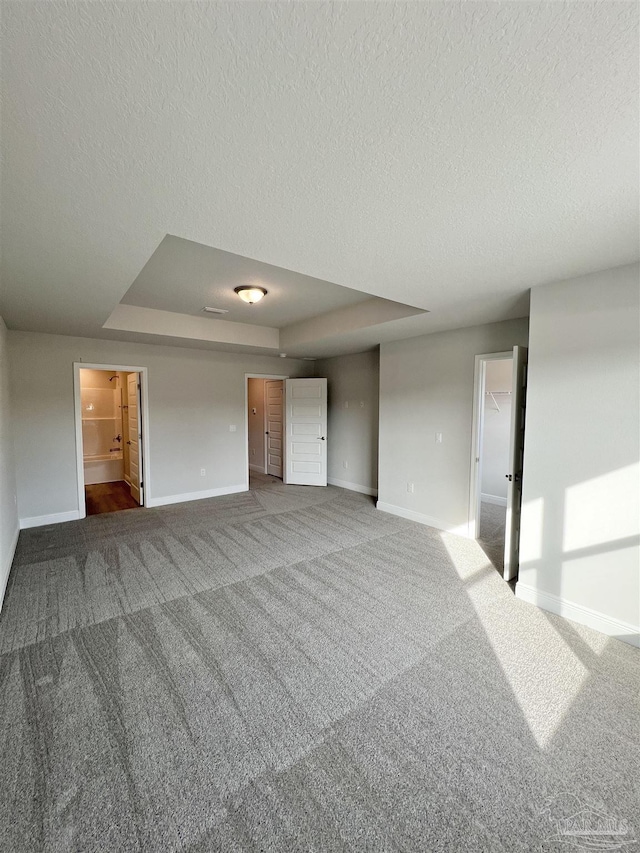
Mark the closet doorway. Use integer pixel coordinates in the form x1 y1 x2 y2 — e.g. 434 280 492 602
246 374 287 489
74 363 149 516
469 347 528 582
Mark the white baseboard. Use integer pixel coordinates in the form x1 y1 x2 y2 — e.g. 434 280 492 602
376 501 471 538
481 493 507 507
0 525 20 613
515 583 640 649
19 485 250 524
328 477 378 497
249 464 266 474
146 483 247 508
20 510 83 530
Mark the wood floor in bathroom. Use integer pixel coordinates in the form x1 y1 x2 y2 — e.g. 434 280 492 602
85 481 140 515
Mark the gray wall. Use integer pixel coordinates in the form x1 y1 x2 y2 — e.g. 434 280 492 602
378 318 529 531
0 317 19 606
315 350 379 495
9 332 312 522
518 263 639 640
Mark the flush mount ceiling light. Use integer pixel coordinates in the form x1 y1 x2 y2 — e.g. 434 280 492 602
234 285 267 304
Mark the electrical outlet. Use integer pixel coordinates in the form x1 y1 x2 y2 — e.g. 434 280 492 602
229 424 236 432
200 468 206 477
435 432 443 444
360 401 365 408
407 482 414 494
344 401 349 409
343 460 348 469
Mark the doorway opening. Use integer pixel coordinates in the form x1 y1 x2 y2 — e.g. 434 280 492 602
469 347 528 583
245 374 330 491
74 364 149 516
246 374 287 491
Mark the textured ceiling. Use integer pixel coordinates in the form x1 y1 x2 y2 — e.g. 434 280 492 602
1 2 638 355
122 235 375 327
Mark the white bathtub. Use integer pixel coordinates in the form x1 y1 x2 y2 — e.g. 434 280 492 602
84 452 124 485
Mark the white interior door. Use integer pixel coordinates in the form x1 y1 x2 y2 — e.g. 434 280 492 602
285 378 327 486
127 373 143 505
265 380 283 478
121 376 131 484
503 345 528 581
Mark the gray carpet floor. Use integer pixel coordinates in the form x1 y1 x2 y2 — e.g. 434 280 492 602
478 501 506 574
1 475 638 852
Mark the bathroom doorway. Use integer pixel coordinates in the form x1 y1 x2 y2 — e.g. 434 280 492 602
74 364 149 516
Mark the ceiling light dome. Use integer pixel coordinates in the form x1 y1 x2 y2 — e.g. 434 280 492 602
234 285 267 304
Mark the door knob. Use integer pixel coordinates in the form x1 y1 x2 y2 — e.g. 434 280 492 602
126 440 132 445
505 474 512 481
318 436 326 440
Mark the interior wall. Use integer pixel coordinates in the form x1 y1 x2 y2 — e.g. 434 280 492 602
0 317 19 607
480 359 513 503
315 350 379 495
378 318 529 532
518 263 639 644
9 331 312 523
247 378 266 472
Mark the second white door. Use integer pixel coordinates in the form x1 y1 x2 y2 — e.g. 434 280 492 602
265 380 284 478
127 373 143 504
503 346 528 582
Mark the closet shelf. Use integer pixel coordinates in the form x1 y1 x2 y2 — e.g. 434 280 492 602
82 416 119 421
485 389 512 412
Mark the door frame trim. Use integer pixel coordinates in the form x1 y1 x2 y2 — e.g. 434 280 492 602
73 363 151 518
245 374 289 489
468 351 513 541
